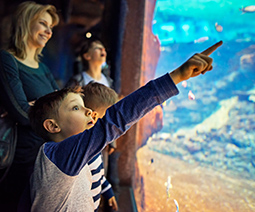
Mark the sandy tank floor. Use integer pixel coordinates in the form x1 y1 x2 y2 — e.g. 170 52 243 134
135 145 255 212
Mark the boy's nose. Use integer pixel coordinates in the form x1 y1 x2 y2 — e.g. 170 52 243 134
101 47 106 53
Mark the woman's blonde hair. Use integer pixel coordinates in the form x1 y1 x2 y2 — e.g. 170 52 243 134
8 1 59 61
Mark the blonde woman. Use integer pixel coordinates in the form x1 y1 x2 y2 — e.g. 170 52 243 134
0 2 59 211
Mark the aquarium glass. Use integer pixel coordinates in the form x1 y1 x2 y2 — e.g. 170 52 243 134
135 0 255 211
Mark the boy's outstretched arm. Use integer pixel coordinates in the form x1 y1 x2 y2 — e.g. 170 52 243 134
170 41 223 84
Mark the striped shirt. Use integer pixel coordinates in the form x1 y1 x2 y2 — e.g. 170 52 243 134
88 153 114 211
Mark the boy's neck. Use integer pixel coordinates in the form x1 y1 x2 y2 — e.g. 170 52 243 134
50 133 66 143
85 65 102 81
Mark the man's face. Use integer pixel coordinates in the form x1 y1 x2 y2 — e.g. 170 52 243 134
56 93 95 139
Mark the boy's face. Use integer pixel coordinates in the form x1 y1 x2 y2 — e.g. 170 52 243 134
84 41 106 64
85 106 107 130
56 93 95 139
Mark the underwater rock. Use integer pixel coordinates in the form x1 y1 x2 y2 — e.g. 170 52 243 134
189 136 205 143
231 131 252 148
225 143 240 158
210 143 225 154
184 140 202 154
193 152 205 161
251 157 255 168
248 94 255 102
240 53 255 70
145 90 255 179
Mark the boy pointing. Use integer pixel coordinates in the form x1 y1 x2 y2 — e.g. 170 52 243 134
27 41 222 211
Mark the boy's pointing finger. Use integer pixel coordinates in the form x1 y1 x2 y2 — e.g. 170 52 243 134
201 40 223 56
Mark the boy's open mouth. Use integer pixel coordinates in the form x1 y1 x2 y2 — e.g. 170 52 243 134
87 120 95 127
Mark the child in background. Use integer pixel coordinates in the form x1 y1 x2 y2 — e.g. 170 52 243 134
83 82 119 211
65 36 112 88
26 41 222 211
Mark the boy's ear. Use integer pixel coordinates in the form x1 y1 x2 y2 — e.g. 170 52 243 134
43 119 61 134
83 52 91 61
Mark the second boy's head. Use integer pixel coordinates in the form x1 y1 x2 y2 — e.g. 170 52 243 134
29 87 95 142
82 82 118 125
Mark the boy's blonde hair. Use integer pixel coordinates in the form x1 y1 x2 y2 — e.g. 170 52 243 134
8 1 59 62
82 82 118 111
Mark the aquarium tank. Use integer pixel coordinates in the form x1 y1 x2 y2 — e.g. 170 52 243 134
135 0 255 211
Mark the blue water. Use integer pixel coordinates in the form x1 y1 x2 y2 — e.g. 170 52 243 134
153 0 255 45
135 1 255 211
152 0 255 131
149 0 255 178
156 40 255 133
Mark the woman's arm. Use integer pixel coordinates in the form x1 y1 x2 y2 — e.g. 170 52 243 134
0 50 30 125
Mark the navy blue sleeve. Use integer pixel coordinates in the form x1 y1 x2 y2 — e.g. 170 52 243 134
45 73 179 176
101 177 114 200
